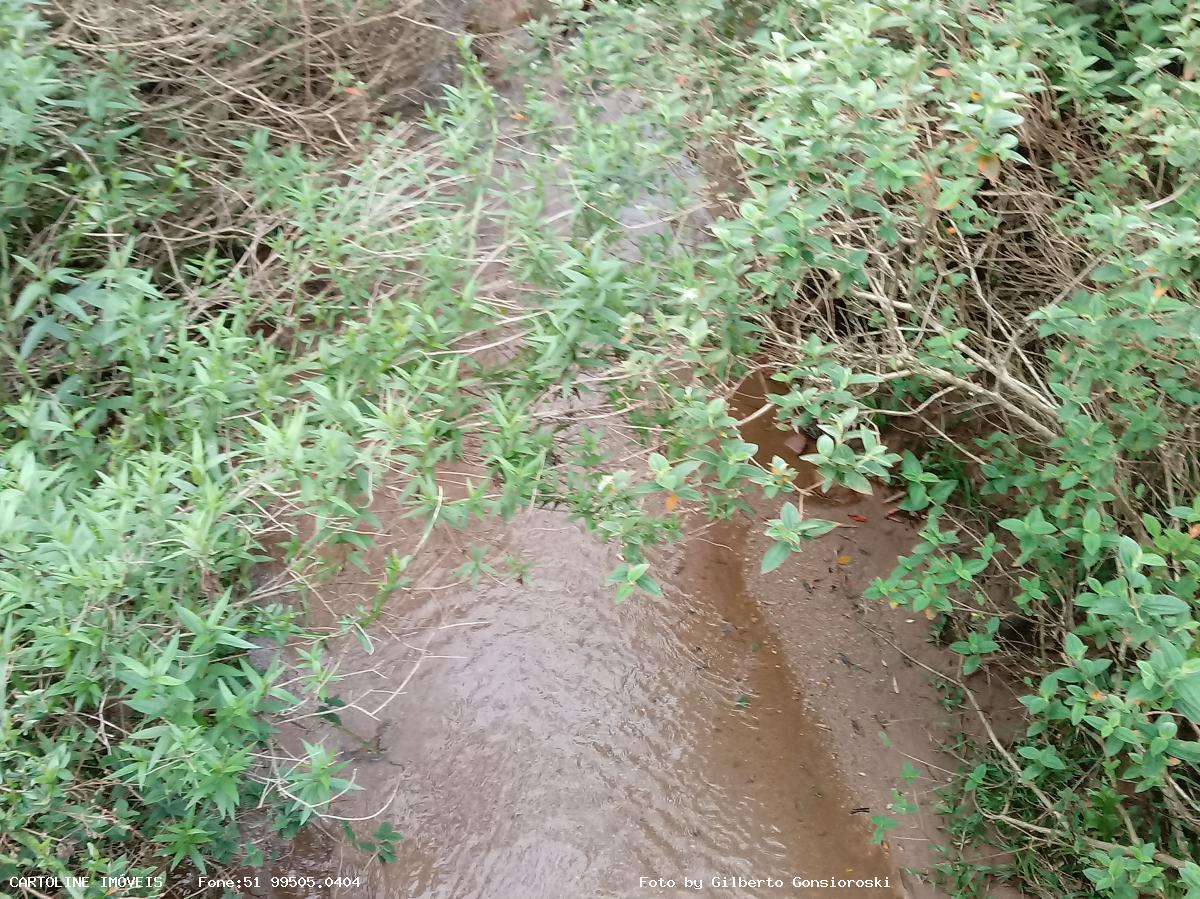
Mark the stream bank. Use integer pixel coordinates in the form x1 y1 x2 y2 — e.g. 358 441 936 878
258 476 905 898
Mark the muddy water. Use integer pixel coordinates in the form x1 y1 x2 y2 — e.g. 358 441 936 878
266 464 901 899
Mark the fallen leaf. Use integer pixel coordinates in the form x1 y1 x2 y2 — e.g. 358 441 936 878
344 86 364 97
930 67 953 77
1188 523 1200 538
976 154 1001 181
836 554 852 565
923 607 938 620
848 513 868 523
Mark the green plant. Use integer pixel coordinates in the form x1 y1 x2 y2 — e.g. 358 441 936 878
664 0 1200 890
7 0 1200 893
0 0 778 887
507 0 1200 894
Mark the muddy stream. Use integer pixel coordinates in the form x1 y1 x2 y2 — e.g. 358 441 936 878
256 412 919 899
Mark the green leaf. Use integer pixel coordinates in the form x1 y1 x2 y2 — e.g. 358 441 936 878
176 605 206 636
1064 632 1086 661
635 574 663 598
1141 593 1188 617
761 541 793 574
841 470 872 494
796 518 838 538
779 501 801 529
12 281 46 320
1117 536 1142 571
1174 673 1200 724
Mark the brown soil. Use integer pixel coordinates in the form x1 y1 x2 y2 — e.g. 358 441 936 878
254 482 899 898
731 407 969 898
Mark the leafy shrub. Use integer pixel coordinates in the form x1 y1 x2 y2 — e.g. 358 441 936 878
0 0 743 889
0 0 608 888
7 0 1200 894
0 1 424 884
508 0 1200 894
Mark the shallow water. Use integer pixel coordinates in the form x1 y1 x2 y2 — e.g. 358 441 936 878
258 459 902 899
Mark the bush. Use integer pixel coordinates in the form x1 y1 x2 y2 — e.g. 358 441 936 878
6 0 1200 894
483 0 1200 894
534 0 1200 894
0 0 600 888
0 0 434 883
0 0 739 888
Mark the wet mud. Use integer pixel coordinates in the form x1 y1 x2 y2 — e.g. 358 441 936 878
244 382 991 899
